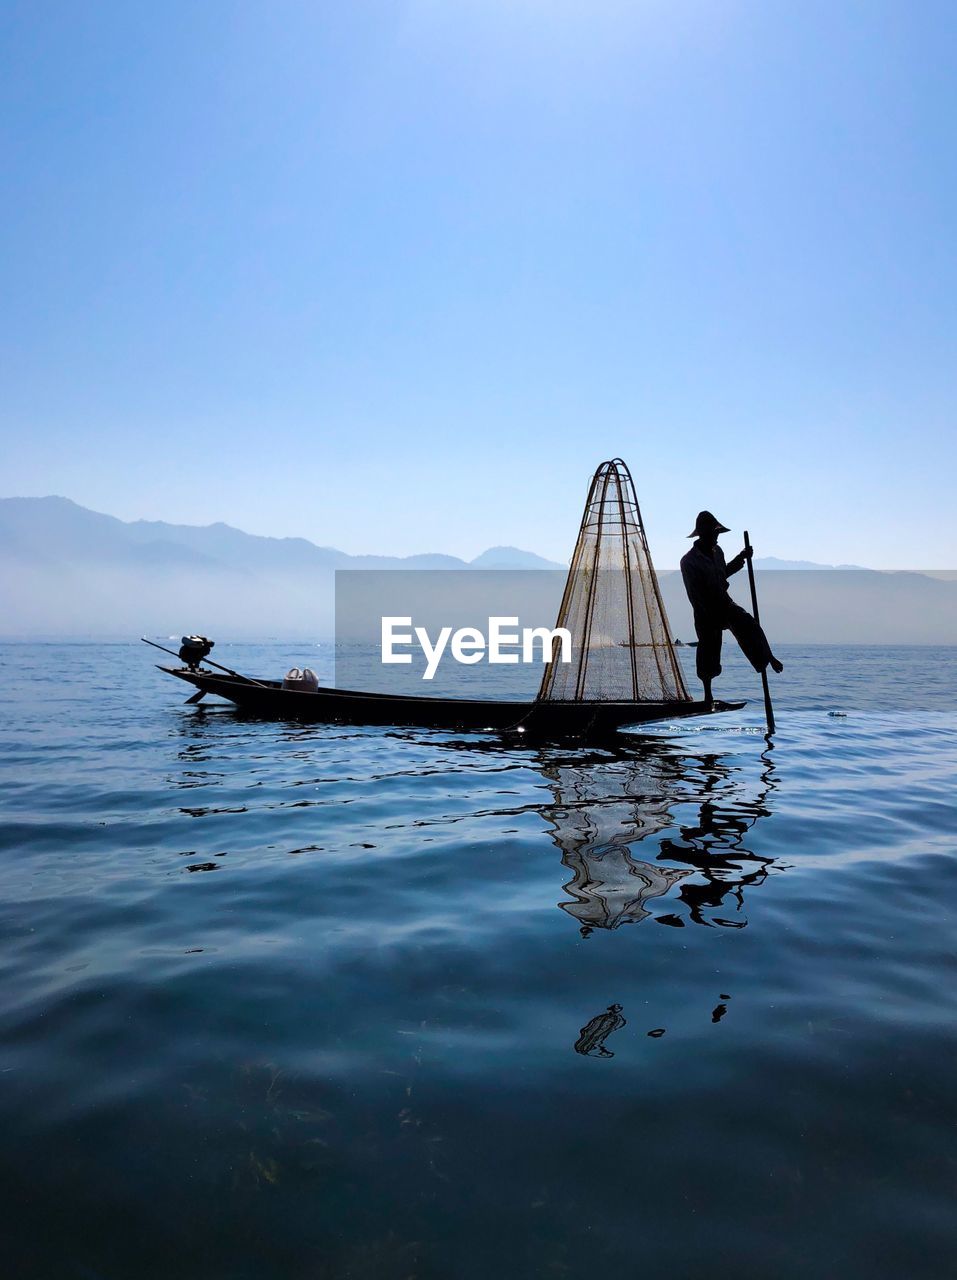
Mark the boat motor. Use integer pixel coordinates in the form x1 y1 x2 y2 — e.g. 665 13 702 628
179 635 214 670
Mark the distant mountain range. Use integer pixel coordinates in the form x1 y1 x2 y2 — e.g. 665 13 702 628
0 496 565 574
0 496 563 635
1 496 954 642
744 555 866 571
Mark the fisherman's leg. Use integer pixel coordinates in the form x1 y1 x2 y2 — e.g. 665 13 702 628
726 602 783 674
694 620 722 703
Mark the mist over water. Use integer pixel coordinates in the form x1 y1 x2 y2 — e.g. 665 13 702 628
1 642 956 1278
2 492 956 642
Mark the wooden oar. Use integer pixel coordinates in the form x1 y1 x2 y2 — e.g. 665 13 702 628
743 531 775 735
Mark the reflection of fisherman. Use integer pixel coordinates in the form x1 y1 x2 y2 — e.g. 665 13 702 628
540 744 776 935
680 511 783 705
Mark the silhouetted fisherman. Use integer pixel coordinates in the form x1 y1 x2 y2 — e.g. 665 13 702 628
680 511 783 705
574 1003 626 1057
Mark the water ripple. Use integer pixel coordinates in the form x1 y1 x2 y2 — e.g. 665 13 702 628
1 642 955 1278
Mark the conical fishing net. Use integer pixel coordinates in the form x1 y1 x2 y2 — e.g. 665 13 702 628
538 458 691 704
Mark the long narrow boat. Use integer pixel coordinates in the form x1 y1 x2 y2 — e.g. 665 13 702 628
155 664 737 734
151 458 745 738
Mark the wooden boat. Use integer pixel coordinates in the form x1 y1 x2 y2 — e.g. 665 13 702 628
154 664 740 735
150 459 746 738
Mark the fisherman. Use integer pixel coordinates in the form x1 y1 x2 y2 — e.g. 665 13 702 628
680 511 783 705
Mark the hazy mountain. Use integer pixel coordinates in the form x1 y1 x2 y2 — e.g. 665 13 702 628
751 556 867 571
0 497 562 636
0 496 953 642
470 546 566 570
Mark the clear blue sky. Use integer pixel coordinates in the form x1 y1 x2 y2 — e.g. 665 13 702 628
2 1 955 567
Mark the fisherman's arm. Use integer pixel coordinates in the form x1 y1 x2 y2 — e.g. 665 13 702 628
725 546 752 577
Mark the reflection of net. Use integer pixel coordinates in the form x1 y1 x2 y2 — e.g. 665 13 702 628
561 845 689 930
541 757 688 930
543 758 677 853
539 458 690 703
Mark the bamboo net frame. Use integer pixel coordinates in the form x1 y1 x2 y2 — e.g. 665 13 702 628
538 458 690 704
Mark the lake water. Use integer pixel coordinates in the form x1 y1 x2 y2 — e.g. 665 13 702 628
1 642 956 1278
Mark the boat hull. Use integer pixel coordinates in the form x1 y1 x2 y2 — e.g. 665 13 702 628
160 667 743 736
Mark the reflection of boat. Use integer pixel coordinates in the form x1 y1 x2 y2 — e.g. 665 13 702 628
149 459 744 738
539 742 776 931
